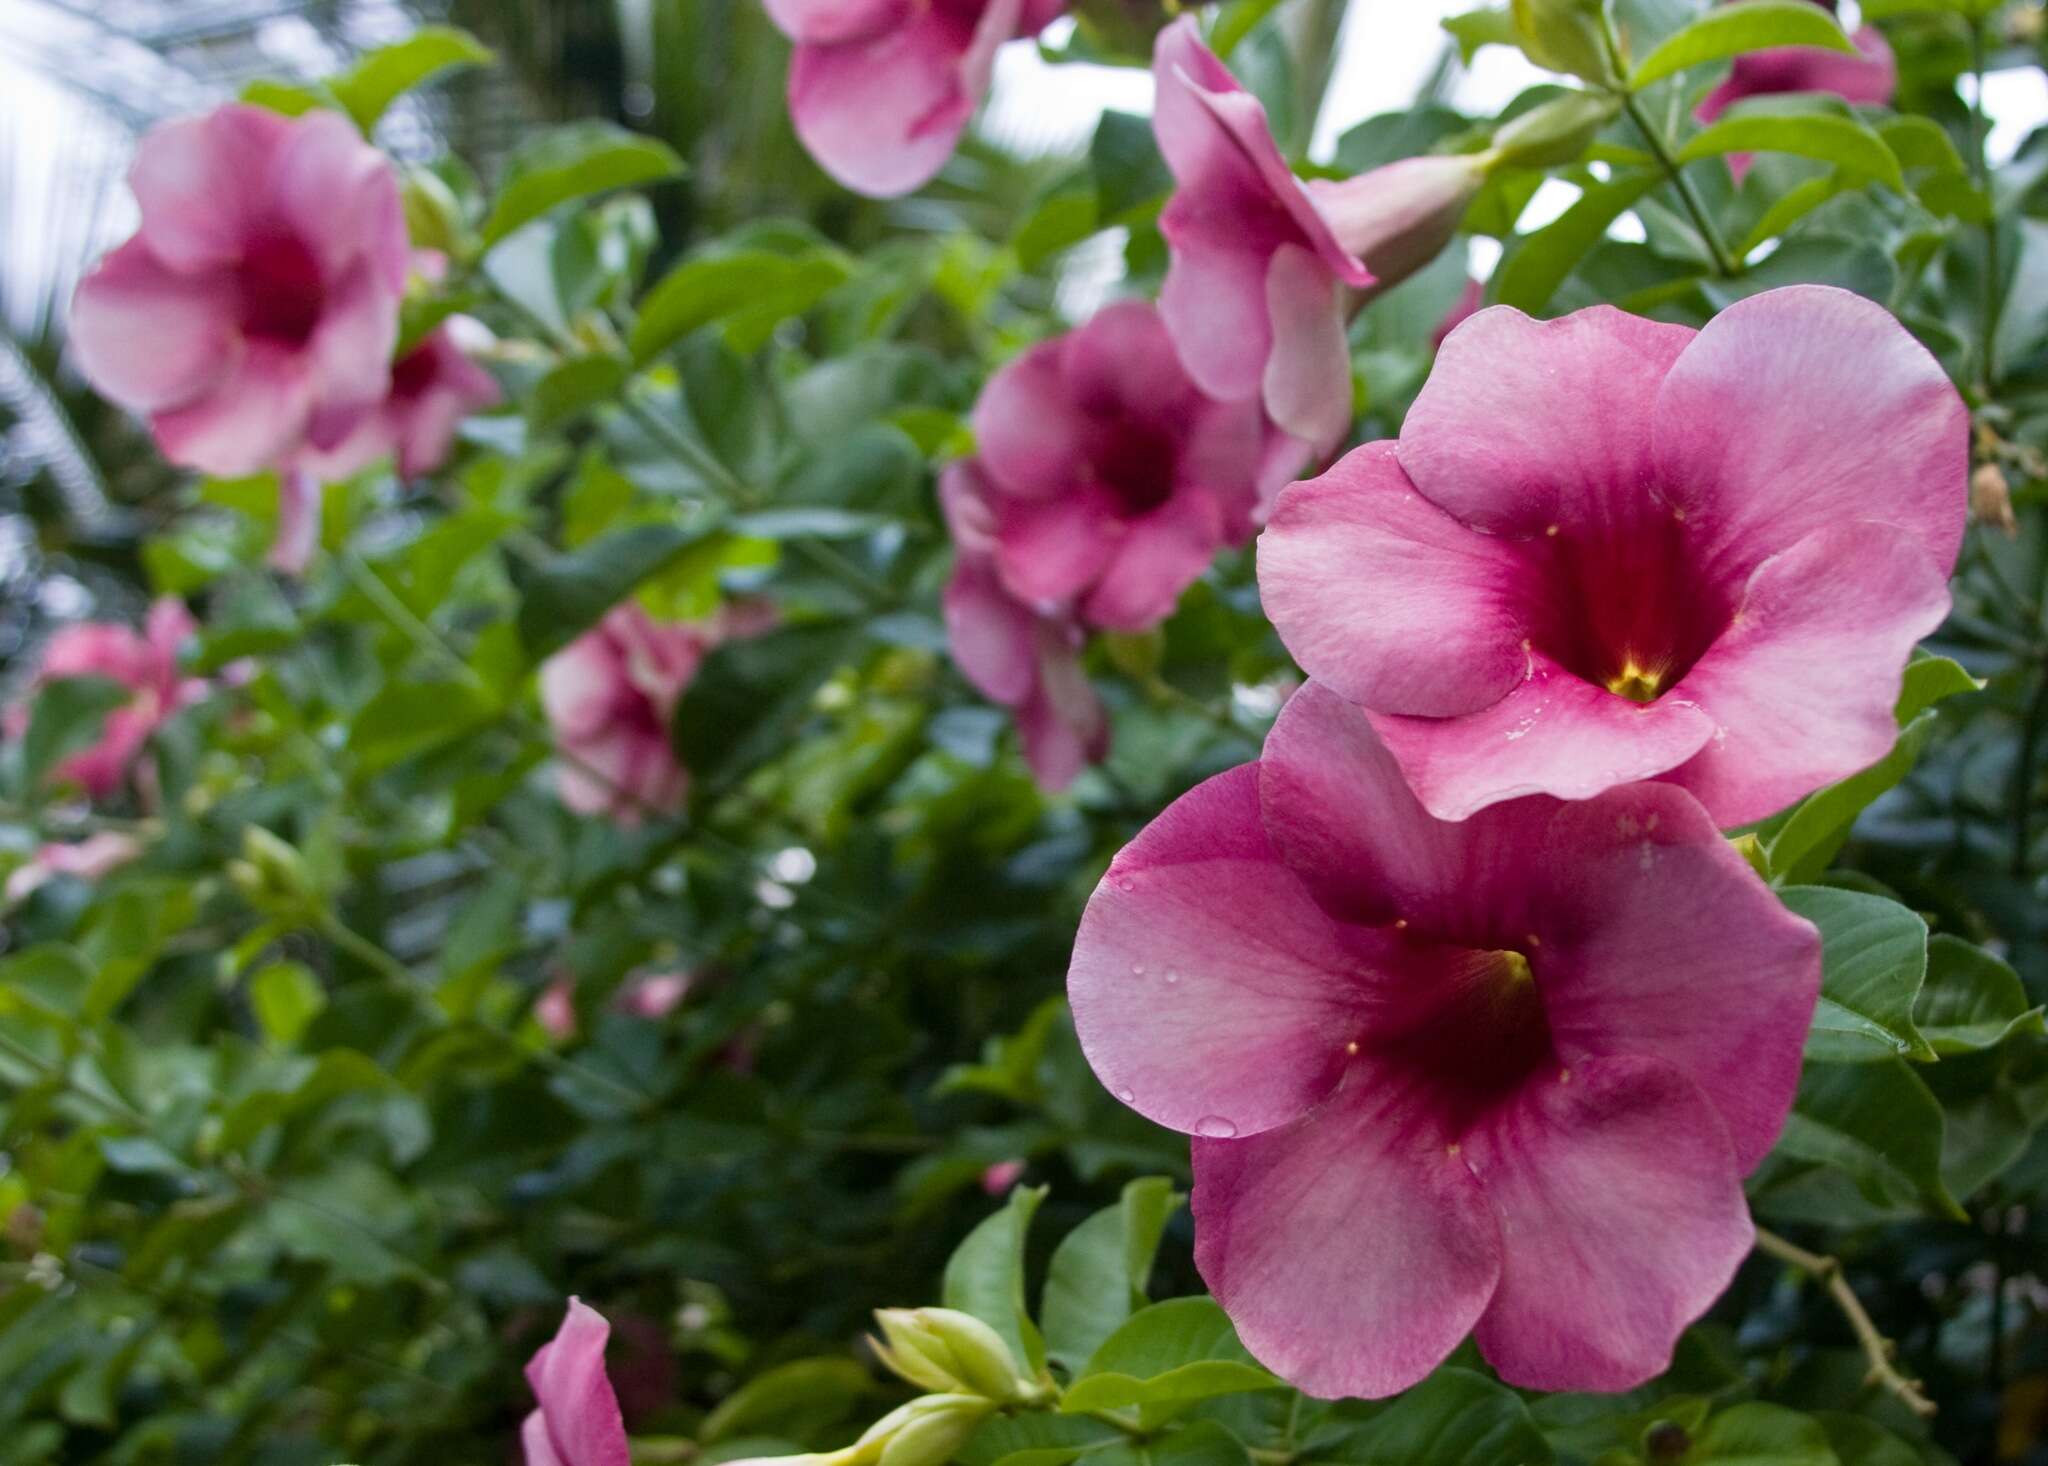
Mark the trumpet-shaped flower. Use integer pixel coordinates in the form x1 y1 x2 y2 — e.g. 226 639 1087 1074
522 1298 630 1466
1067 683 1820 1397
767 0 1064 197
941 463 1109 790
1152 21 1486 451
970 300 1305 633
69 104 408 480
5 598 207 799
1257 286 1966 826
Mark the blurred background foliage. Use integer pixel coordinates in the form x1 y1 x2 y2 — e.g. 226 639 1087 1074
2 1 2048 1464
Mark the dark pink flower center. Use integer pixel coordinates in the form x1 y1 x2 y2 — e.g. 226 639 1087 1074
237 231 326 347
1361 943 1558 1134
1089 421 1180 516
389 343 441 403
1520 511 1733 703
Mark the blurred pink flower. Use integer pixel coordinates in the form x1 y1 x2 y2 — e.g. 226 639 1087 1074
1258 286 1966 826
767 0 1065 196
5 599 206 800
618 970 694 1019
1152 21 1484 452
1432 277 1485 349
535 977 579 1041
540 608 707 825
299 321 501 484
69 104 408 481
969 300 1302 632
5 831 144 904
980 1159 1026 1195
941 462 1109 791
522 1298 631 1466
1068 685 1820 1397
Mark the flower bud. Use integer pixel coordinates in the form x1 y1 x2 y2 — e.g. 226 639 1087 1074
1727 832 1770 882
240 825 317 906
1317 154 1491 296
1489 90 1623 170
1510 0 1622 88
871 1308 1032 1402
860 1395 995 1466
1972 462 2018 537
401 168 467 259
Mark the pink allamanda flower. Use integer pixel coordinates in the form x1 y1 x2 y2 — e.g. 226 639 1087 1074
1153 20 1487 454
539 600 775 825
4 598 207 800
523 1298 631 1466
69 104 409 483
764 0 1064 197
969 299 1308 633
1258 286 1968 827
1068 683 1821 1398
940 462 1109 791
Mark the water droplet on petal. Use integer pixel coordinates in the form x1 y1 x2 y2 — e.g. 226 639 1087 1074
1163 969 1181 985
1195 1115 1238 1139
1130 962 1146 977
1114 1086 1135 1103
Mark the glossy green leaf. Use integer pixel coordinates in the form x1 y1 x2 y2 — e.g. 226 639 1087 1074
1678 111 1903 192
330 26 494 132
673 621 866 793
348 679 501 773
1685 1402 1836 1463
1041 1177 1184 1372
943 1184 1049 1378
514 521 710 659
1780 886 1936 1063
631 248 851 364
700 1359 873 1444
530 354 630 431
1335 1367 1555 1464
20 676 129 791
1765 713 1937 885
250 961 327 1047
1629 2 1854 90
1061 1298 1279 1421
1894 653 1982 722
1915 936 2044 1053
482 122 683 248
1772 1057 1964 1220
1442 7 1522 64
1495 170 1661 312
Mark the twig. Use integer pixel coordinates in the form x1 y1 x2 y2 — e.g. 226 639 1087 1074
1753 1227 1937 1418
1622 93 1739 277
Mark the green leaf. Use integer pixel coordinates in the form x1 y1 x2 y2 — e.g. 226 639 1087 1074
1894 653 1982 722
1091 111 1172 222
1685 1402 1836 1463
249 961 327 1047
1495 171 1661 313
1814 1413 1920 1466
1210 0 1292 58
1876 116 1968 177
1765 714 1936 885
1915 936 2044 1054
217 1051 404 1153
1442 7 1522 64
329 26 493 132
1041 1177 1184 1373
1061 1298 1279 1424
672 621 865 792
20 676 130 791
1780 886 1936 1064
514 521 709 660
631 248 852 364
1677 111 1904 192
961 1413 1123 1466
482 122 683 248
1772 1057 1964 1220
943 1184 1049 1379
700 1359 873 1444
1628 2 1854 90
348 679 501 773
241 79 333 117
530 354 630 432
1335 1367 1554 1465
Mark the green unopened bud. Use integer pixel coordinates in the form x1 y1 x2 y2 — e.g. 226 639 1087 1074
857 1396 995 1466
872 1308 1032 1402
1727 832 1770 882
1510 0 1622 87
234 826 318 912
1489 90 1623 170
401 168 467 259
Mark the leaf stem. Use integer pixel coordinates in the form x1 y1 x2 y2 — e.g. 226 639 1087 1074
1621 93 1738 277
1752 1227 1937 1418
1970 19 2002 393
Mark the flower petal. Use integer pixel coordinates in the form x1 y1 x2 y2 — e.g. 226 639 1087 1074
1654 285 1968 581
943 556 1038 706
1533 784 1821 1171
1259 244 1352 450
972 340 1091 501
68 239 235 412
150 342 316 478
128 105 291 272
1192 1064 1501 1399
1080 486 1226 631
762 0 909 44
1068 764 1386 1138
1259 442 1533 718
990 484 1122 608
524 1298 631 1466
1366 654 1719 822
1662 520 1954 826
1399 305 1696 536
1466 1057 1751 1393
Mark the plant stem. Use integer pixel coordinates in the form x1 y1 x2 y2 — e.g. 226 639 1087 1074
1622 93 1739 277
1970 20 2003 393
1752 1227 1937 1418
